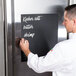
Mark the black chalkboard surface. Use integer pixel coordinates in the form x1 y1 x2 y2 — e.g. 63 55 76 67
21 14 58 61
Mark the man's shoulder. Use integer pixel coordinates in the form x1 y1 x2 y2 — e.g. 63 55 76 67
55 39 70 48
58 39 69 44
52 40 69 53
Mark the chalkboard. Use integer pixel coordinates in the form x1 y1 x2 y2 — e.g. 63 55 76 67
21 14 58 61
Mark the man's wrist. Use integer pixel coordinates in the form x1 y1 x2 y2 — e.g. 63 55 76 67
24 49 31 57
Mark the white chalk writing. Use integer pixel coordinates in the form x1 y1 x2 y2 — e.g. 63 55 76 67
23 24 33 29
23 16 42 23
24 32 35 38
34 16 42 21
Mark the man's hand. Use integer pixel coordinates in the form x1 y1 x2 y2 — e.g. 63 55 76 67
19 38 31 56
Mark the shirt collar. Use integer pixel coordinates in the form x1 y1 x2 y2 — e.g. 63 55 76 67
69 33 76 39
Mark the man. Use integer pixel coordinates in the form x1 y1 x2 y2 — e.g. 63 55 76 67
19 4 76 76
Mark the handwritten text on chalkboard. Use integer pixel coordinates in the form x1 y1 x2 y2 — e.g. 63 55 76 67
21 15 43 38
23 16 42 23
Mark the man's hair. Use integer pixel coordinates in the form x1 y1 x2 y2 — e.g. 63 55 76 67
65 4 76 19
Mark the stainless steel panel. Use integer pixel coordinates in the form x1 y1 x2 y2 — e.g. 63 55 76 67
0 0 5 76
4 0 13 76
5 0 69 76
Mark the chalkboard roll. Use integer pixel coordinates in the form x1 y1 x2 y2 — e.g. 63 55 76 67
21 14 58 62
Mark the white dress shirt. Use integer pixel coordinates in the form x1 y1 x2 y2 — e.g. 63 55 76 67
27 33 76 76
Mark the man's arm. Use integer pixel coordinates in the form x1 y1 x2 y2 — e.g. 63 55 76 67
19 38 64 73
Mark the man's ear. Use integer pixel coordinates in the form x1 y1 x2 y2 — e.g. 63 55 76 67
72 18 76 31
72 18 76 27
73 18 76 25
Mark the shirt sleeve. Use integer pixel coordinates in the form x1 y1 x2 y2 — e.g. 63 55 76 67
27 43 64 73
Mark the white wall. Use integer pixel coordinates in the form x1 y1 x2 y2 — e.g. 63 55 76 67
74 0 76 3
70 0 76 4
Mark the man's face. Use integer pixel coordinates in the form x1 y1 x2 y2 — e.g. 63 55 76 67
63 11 73 33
